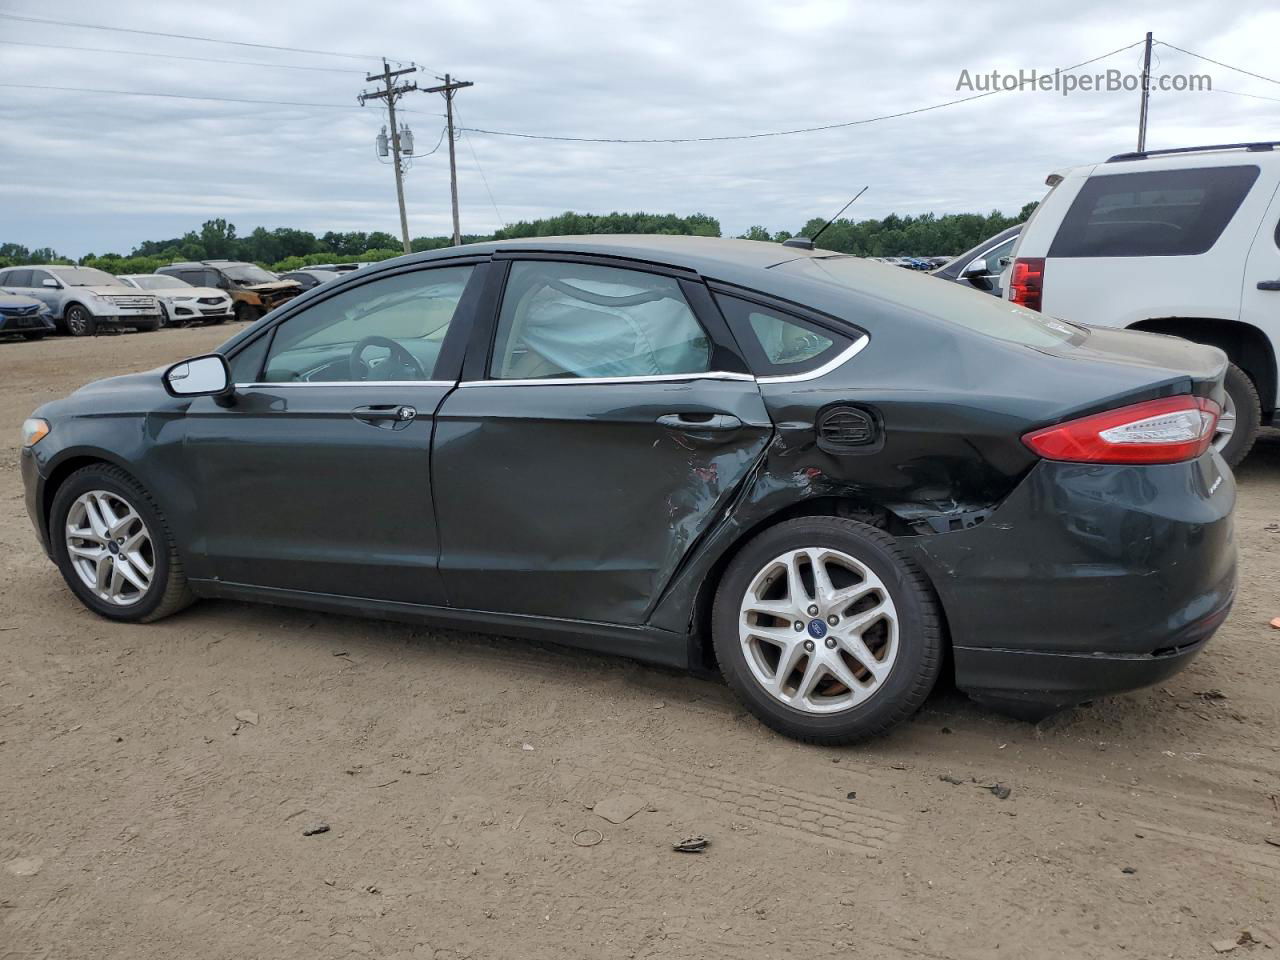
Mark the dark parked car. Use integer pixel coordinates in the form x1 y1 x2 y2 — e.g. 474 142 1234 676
932 225 1021 296
155 260 302 322
278 269 341 291
20 236 1236 743
0 288 56 340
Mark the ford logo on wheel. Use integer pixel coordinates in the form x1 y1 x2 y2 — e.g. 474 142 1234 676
807 619 827 639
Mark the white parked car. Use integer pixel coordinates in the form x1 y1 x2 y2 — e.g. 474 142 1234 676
1005 141 1280 466
0 265 161 337
117 274 234 327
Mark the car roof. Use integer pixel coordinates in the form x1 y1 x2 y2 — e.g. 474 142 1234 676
396 234 827 276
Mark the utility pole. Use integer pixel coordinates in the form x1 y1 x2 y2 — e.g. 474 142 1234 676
1137 31 1153 153
422 73 474 246
359 60 418 254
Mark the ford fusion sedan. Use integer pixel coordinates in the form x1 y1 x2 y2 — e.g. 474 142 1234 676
19 236 1236 742
0 265 161 336
117 274 235 327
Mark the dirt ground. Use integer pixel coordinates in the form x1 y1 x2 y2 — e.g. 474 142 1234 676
1 324 1278 960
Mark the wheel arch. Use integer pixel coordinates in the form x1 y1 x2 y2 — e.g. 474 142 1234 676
41 451 132 533
1126 316 1277 416
683 496 952 676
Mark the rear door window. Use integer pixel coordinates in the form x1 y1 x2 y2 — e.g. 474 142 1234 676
4 270 33 287
1049 165 1260 257
490 261 711 380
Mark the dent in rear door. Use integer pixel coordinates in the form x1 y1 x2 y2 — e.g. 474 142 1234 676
432 377 772 624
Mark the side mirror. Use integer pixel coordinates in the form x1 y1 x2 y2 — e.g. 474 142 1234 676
42 278 60 288
961 257 988 278
163 353 233 401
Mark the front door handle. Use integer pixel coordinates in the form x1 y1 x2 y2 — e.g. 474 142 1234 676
1257 279 1280 291
353 404 416 424
657 412 742 432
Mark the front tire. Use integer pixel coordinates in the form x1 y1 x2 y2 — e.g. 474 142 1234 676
712 517 943 744
1213 362 1261 469
234 302 259 323
49 464 195 623
21 331 47 341
64 304 96 337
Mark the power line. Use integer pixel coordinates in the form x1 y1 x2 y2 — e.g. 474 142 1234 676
457 39 1147 144
1155 40 1280 88
455 108 507 229
0 37 364 73
1211 87 1280 104
0 81 369 110
0 11 432 69
0 81 446 116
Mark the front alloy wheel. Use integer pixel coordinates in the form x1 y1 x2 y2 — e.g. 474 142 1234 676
713 517 942 744
64 304 95 337
65 490 155 606
50 464 194 622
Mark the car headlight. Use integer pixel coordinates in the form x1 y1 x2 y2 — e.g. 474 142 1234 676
21 417 50 447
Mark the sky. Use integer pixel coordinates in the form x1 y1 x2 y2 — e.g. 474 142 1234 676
0 0 1277 258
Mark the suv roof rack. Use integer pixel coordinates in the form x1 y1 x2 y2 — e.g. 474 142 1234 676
1107 141 1279 163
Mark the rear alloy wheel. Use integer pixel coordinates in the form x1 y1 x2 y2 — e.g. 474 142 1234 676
1212 362 1261 469
713 517 942 744
64 304 95 337
50 465 194 623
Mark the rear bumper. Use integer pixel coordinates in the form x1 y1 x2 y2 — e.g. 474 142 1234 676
905 453 1236 708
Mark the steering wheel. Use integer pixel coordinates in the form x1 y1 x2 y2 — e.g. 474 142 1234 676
349 335 426 381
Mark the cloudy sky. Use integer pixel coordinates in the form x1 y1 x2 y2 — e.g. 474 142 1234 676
1 1 1277 257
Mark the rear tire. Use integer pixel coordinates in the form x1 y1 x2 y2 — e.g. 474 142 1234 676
712 517 943 744
1215 362 1261 469
64 304 95 337
49 464 195 623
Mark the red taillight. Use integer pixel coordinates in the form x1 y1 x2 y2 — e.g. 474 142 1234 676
1009 257 1045 312
1023 396 1220 465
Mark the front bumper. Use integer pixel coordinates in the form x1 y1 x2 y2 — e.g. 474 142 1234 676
904 453 1236 710
95 311 162 326
20 446 49 557
0 313 55 334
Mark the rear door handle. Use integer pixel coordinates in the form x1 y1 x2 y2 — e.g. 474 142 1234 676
657 412 742 431
353 404 416 423
1257 280 1280 291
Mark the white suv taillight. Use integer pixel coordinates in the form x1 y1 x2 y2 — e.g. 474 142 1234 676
1023 395 1219 464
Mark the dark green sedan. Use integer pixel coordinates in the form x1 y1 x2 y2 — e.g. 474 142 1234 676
20 236 1236 742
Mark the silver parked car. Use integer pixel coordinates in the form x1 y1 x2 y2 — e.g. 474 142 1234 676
0 265 161 336
117 275 234 327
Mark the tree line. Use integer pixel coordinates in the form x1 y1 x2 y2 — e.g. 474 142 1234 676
1 204 1035 275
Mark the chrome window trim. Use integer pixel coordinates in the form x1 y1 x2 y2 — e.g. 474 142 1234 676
237 380 458 389
755 335 870 384
459 371 756 387
230 336 868 391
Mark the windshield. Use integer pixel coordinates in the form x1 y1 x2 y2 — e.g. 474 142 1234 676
130 275 191 290
222 264 277 285
782 256 1083 348
50 267 117 287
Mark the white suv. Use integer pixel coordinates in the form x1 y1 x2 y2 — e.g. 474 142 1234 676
1005 141 1280 466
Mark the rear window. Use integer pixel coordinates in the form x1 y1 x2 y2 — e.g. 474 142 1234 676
1049 165 1260 257
780 256 1084 349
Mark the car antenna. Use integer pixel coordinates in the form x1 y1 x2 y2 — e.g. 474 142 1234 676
782 186 869 250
